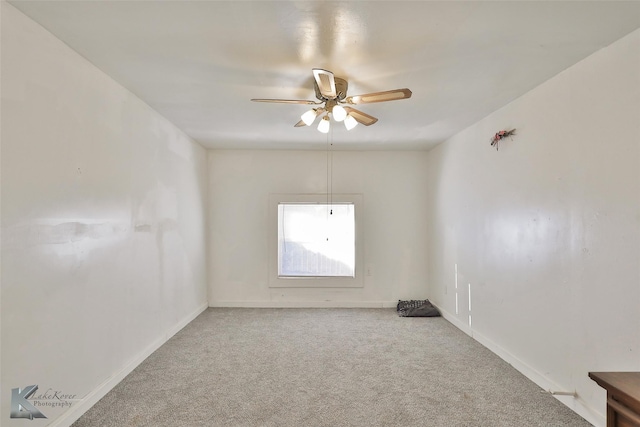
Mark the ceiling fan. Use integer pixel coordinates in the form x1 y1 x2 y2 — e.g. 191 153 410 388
251 69 412 133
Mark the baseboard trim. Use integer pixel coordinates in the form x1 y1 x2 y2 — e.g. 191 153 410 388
438 307 472 337
436 305 604 427
209 300 399 308
48 302 208 427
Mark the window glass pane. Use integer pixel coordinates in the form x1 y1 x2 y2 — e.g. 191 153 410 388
278 203 355 277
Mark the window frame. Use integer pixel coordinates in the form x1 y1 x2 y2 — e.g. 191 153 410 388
268 193 364 288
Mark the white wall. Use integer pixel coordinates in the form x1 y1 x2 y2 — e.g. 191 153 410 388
426 28 640 426
209 150 429 307
1 3 208 425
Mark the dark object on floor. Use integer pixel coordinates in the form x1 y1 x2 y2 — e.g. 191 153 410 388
397 300 441 317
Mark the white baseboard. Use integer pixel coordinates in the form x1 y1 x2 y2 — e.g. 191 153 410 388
436 305 604 427
209 300 399 308
438 307 472 336
48 302 208 427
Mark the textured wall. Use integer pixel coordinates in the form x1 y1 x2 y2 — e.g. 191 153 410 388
1 4 208 425
426 29 640 426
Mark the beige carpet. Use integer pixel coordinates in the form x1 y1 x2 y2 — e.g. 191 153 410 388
72 308 592 427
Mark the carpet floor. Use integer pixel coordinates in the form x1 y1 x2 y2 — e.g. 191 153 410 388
72 308 592 427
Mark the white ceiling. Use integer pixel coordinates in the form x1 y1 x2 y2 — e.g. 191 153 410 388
9 1 640 151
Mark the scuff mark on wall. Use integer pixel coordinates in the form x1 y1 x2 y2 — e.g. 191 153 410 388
6 221 127 246
134 224 152 233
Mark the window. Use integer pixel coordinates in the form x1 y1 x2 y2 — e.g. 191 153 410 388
269 194 363 288
278 203 355 277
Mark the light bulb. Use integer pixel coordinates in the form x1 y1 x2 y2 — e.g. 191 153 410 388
301 109 317 126
318 116 330 133
344 114 358 130
332 105 347 122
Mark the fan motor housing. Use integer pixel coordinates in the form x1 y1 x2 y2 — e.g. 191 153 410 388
315 77 348 101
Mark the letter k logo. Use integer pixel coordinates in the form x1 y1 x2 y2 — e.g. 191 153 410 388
10 385 47 419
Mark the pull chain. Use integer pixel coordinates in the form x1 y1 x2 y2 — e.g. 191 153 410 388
325 118 334 241
329 121 333 214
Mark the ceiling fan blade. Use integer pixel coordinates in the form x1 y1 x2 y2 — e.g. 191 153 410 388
294 120 307 127
312 68 337 99
345 88 412 104
251 98 320 105
343 107 378 126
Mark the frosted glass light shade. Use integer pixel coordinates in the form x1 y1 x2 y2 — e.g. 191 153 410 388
344 114 358 130
332 105 347 122
301 109 317 126
318 116 330 133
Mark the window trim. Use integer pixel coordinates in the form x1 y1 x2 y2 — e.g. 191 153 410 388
268 193 364 288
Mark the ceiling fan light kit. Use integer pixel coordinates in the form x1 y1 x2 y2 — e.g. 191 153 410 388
344 114 358 131
252 68 412 133
332 105 347 122
318 116 331 134
301 109 319 126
